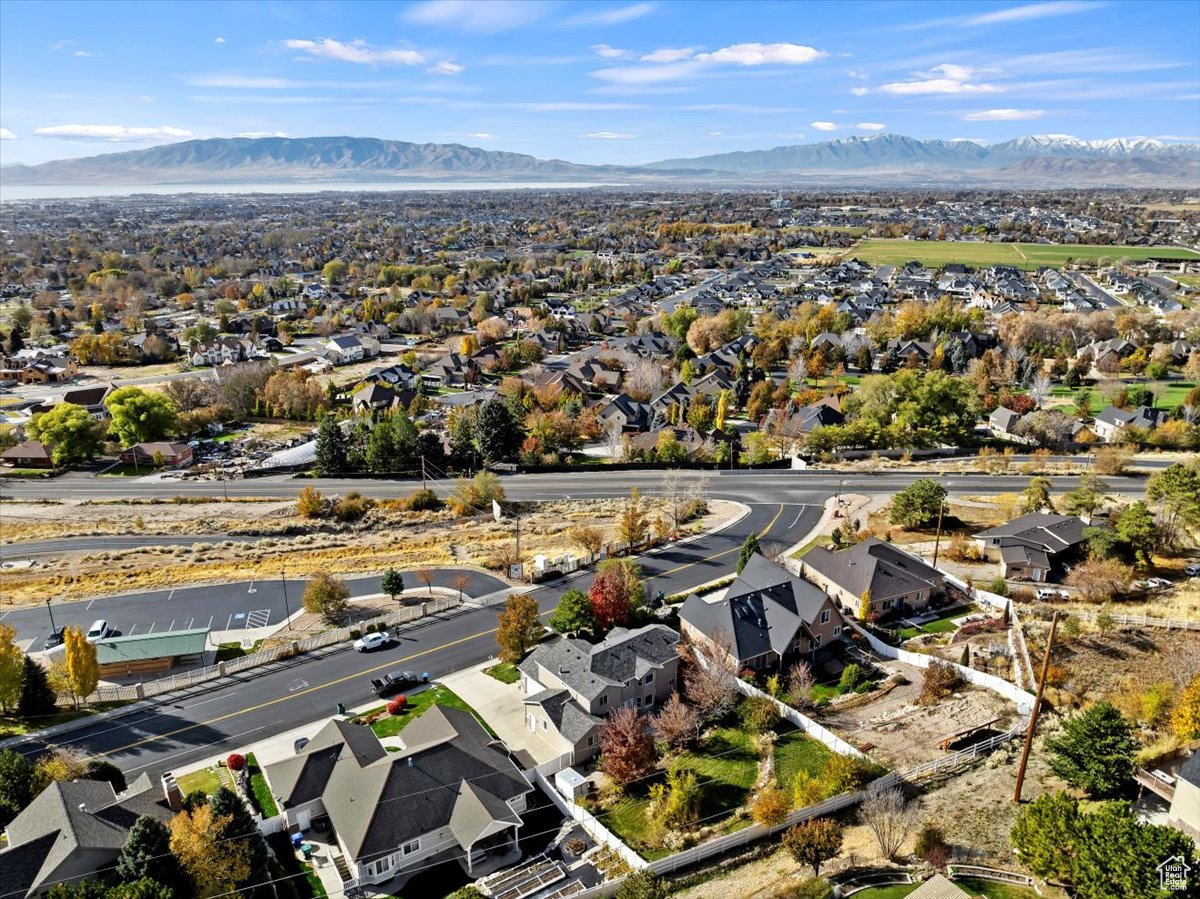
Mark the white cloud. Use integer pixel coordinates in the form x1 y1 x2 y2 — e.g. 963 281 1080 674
964 1 1100 26
284 38 424 66
235 131 289 138
594 41 826 85
641 47 693 63
850 86 869 96
139 95 155 103
856 122 886 131
592 44 631 59
73 50 92 57
963 108 1045 121
215 36 226 44
848 68 868 79
0 128 15 140
695 43 826 66
811 121 837 131
33 124 194 142
562 3 656 27
469 132 498 140
584 131 638 140
428 60 465 75
404 0 548 32
880 64 1000 95
709 130 723 136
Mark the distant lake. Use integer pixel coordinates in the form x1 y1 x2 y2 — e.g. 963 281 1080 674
0 181 628 202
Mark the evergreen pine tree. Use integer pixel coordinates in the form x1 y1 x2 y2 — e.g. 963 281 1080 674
209 787 270 889
737 532 762 574
313 414 347 476
117 815 183 887
17 656 56 718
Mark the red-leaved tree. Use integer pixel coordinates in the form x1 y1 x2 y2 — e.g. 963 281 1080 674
588 568 633 631
599 705 656 791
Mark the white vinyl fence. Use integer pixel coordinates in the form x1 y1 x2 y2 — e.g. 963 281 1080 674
83 597 459 705
733 678 868 760
532 769 647 871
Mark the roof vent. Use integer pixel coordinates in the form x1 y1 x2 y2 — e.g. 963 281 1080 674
407 756 414 767
78 803 89 814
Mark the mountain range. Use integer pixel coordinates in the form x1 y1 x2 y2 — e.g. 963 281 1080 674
4 133 1198 188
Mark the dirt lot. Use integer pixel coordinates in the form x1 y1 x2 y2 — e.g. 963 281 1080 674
816 660 1019 770
0 497 741 606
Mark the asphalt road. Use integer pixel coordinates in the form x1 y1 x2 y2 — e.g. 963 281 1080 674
0 466 1153 504
1 569 510 649
9 501 818 776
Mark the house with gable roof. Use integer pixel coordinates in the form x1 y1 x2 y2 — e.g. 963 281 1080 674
973 512 1089 582
518 623 680 764
679 553 844 673
263 705 531 886
799 538 944 619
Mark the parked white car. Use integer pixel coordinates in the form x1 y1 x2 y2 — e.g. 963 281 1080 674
85 620 110 643
1145 577 1173 590
1184 564 1200 577
353 632 391 652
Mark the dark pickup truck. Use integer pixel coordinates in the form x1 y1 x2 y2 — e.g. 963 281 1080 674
370 670 422 697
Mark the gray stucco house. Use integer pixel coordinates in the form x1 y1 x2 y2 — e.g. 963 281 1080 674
1 775 175 898
973 512 1088 582
800 538 944 619
518 623 680 764
264 705 532 889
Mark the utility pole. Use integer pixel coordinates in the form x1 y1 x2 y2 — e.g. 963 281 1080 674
46 598 58 635
1014 611 1059 803
420 454 427 491
932 501 946 568
281 569 292 630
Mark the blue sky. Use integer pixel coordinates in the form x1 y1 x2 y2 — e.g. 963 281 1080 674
1 0 1197 166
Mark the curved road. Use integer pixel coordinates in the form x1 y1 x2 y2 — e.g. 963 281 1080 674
6 501 821 778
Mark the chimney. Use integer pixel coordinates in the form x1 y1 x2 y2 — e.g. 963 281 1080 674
161 773 183 811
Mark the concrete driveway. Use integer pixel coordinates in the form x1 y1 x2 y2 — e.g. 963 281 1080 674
440 660 565 768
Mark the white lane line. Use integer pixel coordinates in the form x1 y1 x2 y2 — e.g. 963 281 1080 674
148 622 156 633
128 624 138 635
87 598 96 609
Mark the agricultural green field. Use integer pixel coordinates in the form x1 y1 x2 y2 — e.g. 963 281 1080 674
847 239 1200 269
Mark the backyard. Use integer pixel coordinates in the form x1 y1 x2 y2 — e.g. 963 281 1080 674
896 604 979 640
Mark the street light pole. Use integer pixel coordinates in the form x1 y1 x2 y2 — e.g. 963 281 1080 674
281 569 292 630
46 598 57 634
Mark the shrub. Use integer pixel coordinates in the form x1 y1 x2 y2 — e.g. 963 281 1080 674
406 487 443 511
788 879 834 899
915 821 949 863
739 695 781 734
386 696 408 715
332 491 373 522
296 486 325 519
839 664 865 693
226 753 246 772
987 576 1009 597
919 660 965 704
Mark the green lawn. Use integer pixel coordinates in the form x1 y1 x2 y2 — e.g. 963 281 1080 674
215 640 263 662
177 765 227 797
773 728 833 791
245 752 279 818
366 684 494 738
849 238 1200 269
897 603 979 640
485 662 521 684
0 467 55 478
955 879 1042 899
0 702 131 739
99 463 159 477
846 885 915 899
603 725 760 858
1153 381 1196 411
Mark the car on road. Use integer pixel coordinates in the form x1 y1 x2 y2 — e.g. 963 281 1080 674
1185 564 1200 577
370 670 421 697
353 632 391 652
43 629 66 651
1146 577 1173 590
1035 588 1069 601
85 620 110 643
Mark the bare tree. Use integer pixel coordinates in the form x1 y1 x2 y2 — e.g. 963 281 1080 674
682 629 739 723
450 572 471 602
785 660 815 708
859 787 916 861
653 692 701 750
417 568 435 596
1029 373 1053 408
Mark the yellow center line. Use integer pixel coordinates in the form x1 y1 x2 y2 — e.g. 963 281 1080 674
94 625 502 759
93 505 790 760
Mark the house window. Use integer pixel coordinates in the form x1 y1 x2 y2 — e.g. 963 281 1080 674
541 720 547 730
642 672 654 685
644 694 655 709
401 839 419 855
814 635 822 647
598 695 608 707
588 735 597 747
820 609 831 624
832 626 841 637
